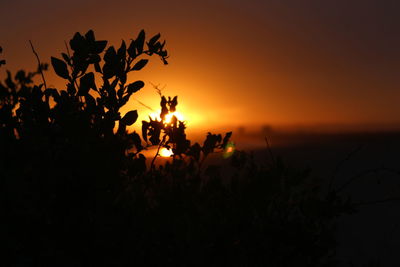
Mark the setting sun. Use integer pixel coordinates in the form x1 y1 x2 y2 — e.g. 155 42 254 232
165 111 184 124
148 111 185 124
159 147 173 157
4 1 400 264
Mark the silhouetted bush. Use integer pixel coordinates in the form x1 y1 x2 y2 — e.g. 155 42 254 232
0 31 353 266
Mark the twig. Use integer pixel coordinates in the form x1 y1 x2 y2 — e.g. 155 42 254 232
336 167 400 193
64 40 74 76
353 197 400 207
64 40 82 97
133 97 155 112
264 136 275 165
150 81 166 97
29 40 47 89
328 145 363 190
199 153 208 169
150 135 166 170
64 40 71 58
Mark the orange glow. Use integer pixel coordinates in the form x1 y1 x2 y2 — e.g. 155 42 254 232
3 0 400 132
159 147 173 157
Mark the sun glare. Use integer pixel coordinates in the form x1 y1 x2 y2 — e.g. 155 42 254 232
160 147 173 157
149 111 185 124
165 111 184 123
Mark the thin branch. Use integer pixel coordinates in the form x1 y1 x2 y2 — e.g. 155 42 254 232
328 145 363 190
150 135 166 170
133 97 155 112
264 136 275 165
336 167 400 193
64 40 81 98
150 81 166 97
64 40 71 58
29 40 47 90
199 154 208 169
353 197 400 207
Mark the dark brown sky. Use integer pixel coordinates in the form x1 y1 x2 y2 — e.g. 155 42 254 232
1 0 399 131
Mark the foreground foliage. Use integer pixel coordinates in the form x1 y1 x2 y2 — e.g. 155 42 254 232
0 31 353 266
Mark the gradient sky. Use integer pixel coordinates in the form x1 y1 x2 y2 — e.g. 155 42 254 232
1 0 399 131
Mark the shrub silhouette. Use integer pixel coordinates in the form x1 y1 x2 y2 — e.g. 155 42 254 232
1 31 353 266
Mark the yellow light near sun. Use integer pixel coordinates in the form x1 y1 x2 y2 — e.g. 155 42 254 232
148 111 185 124
160 147 173 157
165 111 184 123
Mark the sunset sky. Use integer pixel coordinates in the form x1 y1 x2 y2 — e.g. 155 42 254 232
1 0 399 132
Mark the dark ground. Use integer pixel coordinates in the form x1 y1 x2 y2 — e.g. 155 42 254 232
235 131 400 266
140 131 400 265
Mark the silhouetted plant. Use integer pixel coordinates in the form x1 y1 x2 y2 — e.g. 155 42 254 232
140 94 232 169
0 46 5 67
1 30 354 266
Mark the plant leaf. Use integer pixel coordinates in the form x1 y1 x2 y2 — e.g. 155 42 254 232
127 40 137 58
104 46 117 63
149 33 161 46
135 30 145 54
121 110 138 126
85 30 95 42
51 57 69 79
130 132 143 151
69 32 85 52
141 121 149 142
78 72 95 95
222 132 232 148
94 40 107 54
131 59 148 71
127 81 144 94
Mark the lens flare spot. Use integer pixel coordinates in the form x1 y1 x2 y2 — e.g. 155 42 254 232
223 142 235 159
160 147 173 157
